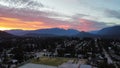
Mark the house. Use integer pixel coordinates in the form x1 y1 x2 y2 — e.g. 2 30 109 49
78 54 84 59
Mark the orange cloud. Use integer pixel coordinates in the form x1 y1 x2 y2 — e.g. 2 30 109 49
57 25 70 29
0 17 105 31
0 17 52 30
0 17 73 31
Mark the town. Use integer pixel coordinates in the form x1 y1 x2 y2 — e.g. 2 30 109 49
0 37 120 68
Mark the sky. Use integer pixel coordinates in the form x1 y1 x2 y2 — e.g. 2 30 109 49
0 0 120 31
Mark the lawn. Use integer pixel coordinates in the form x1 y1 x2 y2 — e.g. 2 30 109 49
32 57 73 66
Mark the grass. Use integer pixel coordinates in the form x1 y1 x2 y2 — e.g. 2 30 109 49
32 57 73 66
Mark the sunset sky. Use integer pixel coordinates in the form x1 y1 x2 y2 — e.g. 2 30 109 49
0 0 120 31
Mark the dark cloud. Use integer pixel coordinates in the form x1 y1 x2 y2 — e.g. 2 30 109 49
0 0 44 8
105 9 120 19
72 13 89 20
0 5 67 22
0 0 46 22
27 0 44 7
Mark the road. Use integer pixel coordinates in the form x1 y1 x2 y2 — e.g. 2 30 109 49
95 38 118 68
102 48 113 64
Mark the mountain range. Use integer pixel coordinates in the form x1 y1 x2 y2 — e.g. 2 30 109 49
96 26 120 38
0 31 15 39
4 26 120 38
5 28 80 36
